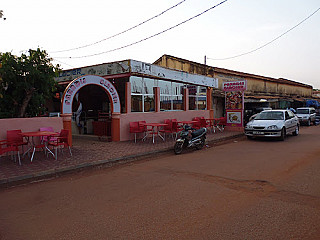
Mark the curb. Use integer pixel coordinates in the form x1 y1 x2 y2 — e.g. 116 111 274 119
0 133 244 189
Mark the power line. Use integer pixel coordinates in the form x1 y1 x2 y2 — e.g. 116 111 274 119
52 58 75 68
50 0 187 54
54 0 229 59
207 6 320 61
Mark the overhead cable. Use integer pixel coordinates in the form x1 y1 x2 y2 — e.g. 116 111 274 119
50 0 187 54
53 0 228 59
207 6 320 61
52 58 75 68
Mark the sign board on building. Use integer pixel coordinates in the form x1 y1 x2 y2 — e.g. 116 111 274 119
55 60 218 88
55 61 131 83
223 80 247 92
130 60 218 88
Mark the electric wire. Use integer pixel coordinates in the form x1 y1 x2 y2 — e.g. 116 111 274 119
207 6 320 61
53 0 228 59
52 58 75 68
50 0 187 54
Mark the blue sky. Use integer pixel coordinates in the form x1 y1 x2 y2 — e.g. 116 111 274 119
1 0 319 88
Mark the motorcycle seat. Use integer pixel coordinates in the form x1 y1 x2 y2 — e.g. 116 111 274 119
191 128 205 138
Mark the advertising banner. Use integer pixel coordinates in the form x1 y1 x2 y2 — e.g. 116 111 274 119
223 80 246 127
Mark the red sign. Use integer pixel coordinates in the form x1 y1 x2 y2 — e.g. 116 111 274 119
223 80 247 92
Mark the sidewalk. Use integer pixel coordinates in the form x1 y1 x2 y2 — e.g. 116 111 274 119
0 130 244 188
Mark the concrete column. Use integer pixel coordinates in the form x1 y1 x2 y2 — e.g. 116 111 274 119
154 87 160 112
125 82 131 113
111 112 121 141
183 88 189 111
207 87 214 118
60 113 73 146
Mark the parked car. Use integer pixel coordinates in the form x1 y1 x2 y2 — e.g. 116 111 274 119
244 109 299 140
295 107 316 126
315 109 320 125
247 107 273 123
244 107 272 124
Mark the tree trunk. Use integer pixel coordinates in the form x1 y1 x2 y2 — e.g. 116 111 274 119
18 88 35 117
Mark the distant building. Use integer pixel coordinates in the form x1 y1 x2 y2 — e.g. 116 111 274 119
154 54 314 118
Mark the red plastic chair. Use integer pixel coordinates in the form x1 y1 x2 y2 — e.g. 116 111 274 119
129 122 145 143
159 119 174 139
199 118 210 131
217 117 226 131
192 117 201 129
171 119 183 132
138 121 147 133
171 120 183 139
7 129 28 153
0 140 21 165
48 129 72 160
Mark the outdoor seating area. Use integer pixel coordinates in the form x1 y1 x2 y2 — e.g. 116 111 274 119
0 128 242 187
0 128 72 165
129 117 227 143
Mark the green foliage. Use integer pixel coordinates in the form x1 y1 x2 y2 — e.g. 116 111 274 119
0 48 60 118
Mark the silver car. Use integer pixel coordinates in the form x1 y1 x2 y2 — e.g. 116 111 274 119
295 107 316 126
244 110 299 140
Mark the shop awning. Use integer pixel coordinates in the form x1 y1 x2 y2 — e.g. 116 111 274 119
244 95 279 103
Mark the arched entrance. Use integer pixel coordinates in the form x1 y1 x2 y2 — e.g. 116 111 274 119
61 75 121 142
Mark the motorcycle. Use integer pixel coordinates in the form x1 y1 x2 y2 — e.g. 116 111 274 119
174 125 207 154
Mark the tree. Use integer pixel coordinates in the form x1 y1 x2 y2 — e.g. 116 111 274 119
0 48 60 118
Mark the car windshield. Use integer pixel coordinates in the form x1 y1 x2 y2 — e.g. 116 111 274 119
254 111 284 120
296 109 309 114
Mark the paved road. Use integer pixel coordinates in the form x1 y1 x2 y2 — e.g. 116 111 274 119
1 125 320 239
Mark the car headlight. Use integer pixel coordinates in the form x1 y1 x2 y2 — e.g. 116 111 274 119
246 125 253 129
267 125 278 130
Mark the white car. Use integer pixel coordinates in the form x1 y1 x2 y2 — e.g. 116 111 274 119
295 107 316 126
244 109 299 140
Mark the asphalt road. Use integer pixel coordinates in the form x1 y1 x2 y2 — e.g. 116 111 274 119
1 125 320 240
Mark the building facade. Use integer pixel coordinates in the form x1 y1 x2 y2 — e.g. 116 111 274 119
55 59 218 141
154 54 313 121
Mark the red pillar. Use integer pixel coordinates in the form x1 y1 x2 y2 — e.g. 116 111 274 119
60 113 73 146
154 87 160 112
111 112 121 141
207 87 214 119
125 82 131 113
184 88 189 111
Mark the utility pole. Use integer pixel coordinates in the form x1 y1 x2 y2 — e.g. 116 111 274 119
204 55 207 65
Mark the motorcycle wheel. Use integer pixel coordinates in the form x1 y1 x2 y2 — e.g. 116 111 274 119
174 142 183 155
195 137 205 150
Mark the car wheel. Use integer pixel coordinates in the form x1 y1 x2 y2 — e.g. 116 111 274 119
279 128 286 141
292 125 299 136
307 119 311 126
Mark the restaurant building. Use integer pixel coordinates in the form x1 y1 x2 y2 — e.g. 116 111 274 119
54 59 218 142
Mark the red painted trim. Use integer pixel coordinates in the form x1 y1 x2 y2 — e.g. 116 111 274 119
102 73 131 79
57 73 131 86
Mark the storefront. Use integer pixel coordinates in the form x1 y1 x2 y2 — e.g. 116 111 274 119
55 60 218 141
